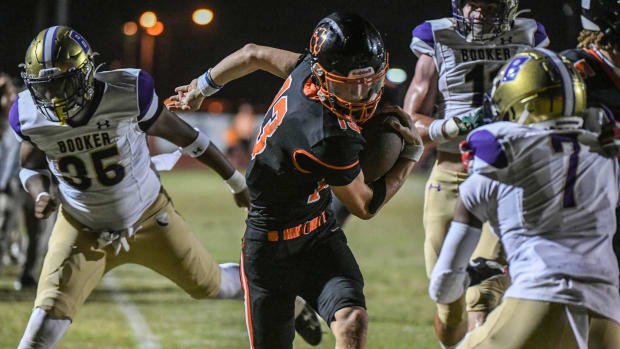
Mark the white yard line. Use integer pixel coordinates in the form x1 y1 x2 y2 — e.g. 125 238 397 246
103 273 162 349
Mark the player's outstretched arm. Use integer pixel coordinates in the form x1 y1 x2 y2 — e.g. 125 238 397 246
146 108 250 208
167 44 301 112
19 142 58 219
331 106 423 220
403 53 486 146
429 198 483 304
403 53 439 144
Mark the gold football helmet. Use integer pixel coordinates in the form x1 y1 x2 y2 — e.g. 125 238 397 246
486 48 586 129
21 26 95 124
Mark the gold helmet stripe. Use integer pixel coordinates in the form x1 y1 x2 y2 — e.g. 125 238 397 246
42 26 60 70
534 47 576 116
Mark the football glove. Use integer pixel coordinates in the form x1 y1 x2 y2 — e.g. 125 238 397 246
453 107 487 136
467 257 507 287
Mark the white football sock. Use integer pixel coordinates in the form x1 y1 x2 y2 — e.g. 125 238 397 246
17 307 71 349
216 263 243 299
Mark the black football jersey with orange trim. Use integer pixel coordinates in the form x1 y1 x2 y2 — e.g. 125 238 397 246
562 48 620 119
246 55 365 231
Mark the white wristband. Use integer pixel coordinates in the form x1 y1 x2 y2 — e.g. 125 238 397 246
19 168 50 192
35 191 50 202
225 170 247 194
181 128 211 158
197 69 223 97
429 119 459 143
400 144 425 162
429 119 447 142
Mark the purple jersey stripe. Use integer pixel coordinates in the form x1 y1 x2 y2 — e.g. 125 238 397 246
137 70 155 121
412 22 434 48
534 22 548 47
8 97 26 140
469 129 508 169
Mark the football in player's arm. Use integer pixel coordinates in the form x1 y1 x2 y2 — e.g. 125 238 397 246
169 48 422 220
171 13 423 349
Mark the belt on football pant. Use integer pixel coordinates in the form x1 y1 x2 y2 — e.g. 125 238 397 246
267 211 327 242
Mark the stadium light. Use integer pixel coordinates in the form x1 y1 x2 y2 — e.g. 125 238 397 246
192 8 214 25
123 21 138 36
146 21 164 36
139 11 157 28
386 68 407 84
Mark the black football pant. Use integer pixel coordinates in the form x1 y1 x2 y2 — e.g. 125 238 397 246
241 215 365 349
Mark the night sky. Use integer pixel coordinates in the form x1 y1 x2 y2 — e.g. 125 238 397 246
1 0 581 110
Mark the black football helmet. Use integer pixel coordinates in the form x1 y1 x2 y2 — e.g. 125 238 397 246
581 0 620 39
309 12 388 124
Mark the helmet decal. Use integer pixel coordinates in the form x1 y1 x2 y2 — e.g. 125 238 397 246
502 56 530 82
69 30 91 54
309 27 328 55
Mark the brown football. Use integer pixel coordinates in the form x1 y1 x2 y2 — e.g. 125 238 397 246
359 113 404 183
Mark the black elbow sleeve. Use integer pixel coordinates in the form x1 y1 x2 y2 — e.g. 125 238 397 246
368 176 387 214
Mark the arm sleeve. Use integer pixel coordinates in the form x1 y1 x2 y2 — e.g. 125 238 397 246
136 70 163 131
8 97 27 142
410 22 435 57
534 21 550 48
459 173 497 223
294 136 363 186
429 221 482 304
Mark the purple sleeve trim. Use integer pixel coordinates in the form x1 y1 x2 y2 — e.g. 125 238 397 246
412 22 434 48
469 130 508 169
8 97 27 140
534 21 548 47
137 70 155 121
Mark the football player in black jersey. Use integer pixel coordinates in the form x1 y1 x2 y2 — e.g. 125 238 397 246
169 12 423 349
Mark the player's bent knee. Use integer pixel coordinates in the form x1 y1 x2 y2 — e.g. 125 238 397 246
332 306 368 338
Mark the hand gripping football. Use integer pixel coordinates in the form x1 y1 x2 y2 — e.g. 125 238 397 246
359 113 404 183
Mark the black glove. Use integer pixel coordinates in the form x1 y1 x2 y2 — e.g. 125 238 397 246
467 257 507 287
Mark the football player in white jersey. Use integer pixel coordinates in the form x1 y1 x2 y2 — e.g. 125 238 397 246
403 1 549 346
9 26 255 349
430 48 620 349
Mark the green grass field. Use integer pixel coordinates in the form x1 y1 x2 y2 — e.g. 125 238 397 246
0 170 438 349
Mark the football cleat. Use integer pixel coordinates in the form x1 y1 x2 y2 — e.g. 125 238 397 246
467 257 507 287
294 296 322 346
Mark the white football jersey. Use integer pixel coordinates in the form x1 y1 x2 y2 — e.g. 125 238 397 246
460 122 620 324
9 68 162 231
410 18 549 153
